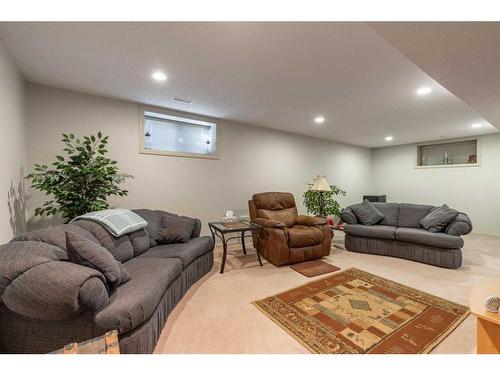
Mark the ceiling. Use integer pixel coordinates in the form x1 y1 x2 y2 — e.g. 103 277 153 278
368 22 500 133
0 22 497 148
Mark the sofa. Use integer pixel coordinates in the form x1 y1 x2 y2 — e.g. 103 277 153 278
248 192 332 266
340 202 472 269
0 209 214 354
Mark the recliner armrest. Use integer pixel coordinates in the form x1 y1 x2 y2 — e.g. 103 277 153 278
252 218 286 228
296 215 328 226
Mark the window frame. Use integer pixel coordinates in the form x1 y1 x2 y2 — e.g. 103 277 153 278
139 105 220 160
414 137 480 169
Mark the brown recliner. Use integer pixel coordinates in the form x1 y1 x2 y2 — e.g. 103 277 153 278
248 192 332 266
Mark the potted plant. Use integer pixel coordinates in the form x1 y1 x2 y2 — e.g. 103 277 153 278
25 132 132 222
303 179 346 221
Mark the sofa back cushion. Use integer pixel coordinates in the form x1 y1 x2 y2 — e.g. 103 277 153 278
372 203 400 226
133 209 163 248
128 228 150 256
398 203 434 228
12 224 100 250
156 214 196 244
72 220 134 263
66 231 131 290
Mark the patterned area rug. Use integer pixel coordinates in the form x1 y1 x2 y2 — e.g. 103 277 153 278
290 260 340 278
253 268 469 354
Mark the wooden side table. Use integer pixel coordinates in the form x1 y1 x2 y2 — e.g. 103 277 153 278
469 278 500 354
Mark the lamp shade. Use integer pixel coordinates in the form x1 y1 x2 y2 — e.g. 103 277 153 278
311 175 332 192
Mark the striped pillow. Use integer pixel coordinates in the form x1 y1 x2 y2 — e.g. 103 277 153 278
72 209 148 237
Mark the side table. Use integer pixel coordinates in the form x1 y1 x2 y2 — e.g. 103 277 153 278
469 278 500 353
52 330 120 354
208 220 263 274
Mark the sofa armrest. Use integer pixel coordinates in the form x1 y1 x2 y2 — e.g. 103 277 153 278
340 207 358 224
0 241 109 321
252 218 286 229
3 262 109 321
296 215 328 226
445 213 473 236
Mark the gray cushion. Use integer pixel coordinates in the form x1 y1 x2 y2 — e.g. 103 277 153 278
65 231 130 290
156 214 197 244
395 227 464 249
133 209 163 248
128 228 150 256
344 224 396 240
95 257 182 334
398 203 434 228
138 236 214 268
350 200 385 225
72 220 134 263
420 204 459 233
373 203 400 226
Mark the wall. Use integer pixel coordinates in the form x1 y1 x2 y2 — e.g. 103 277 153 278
26 83 373 234
0 42 26 242
372 134 500 235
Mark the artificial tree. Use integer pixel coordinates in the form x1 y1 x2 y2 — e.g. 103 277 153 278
25 132 132 222
303 183 346 218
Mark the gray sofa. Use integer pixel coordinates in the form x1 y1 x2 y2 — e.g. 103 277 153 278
340 203 472 268
0 209 214 354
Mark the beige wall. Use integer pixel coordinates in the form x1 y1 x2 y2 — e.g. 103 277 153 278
372 134 500 235
0 42 26 242
26 83 373 235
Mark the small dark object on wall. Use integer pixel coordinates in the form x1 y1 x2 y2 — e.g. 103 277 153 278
363 195 387 203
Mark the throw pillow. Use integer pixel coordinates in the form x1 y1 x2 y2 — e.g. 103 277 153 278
65 231 131 290
420 204 459 233
156 215 196 244
350 199 385 225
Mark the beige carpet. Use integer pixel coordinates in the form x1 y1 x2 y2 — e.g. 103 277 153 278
154 232 500 354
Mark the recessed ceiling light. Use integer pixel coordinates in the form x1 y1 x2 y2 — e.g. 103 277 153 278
152 71 167 82
471 123 483 129
314 116 325 124
416 86 432 96
385 136 394 141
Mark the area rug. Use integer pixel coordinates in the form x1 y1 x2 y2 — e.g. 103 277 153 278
290 260 340 277
213 243 267 272
253 268 469 354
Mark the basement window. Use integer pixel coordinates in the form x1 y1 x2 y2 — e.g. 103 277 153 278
416 139 479 168
140 106 219 159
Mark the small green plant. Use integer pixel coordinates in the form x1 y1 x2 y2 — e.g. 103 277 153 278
303 183 346 217
25 132 132 222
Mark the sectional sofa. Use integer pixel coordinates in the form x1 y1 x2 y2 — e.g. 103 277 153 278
0 209 214 354
340 202 472 268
